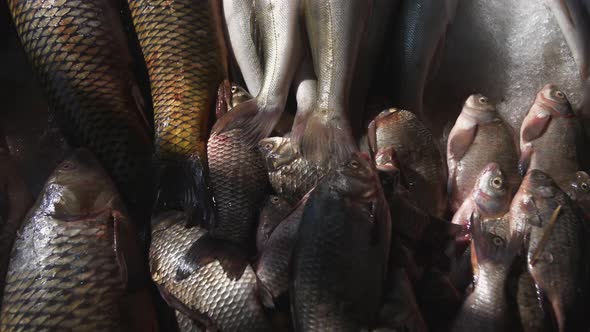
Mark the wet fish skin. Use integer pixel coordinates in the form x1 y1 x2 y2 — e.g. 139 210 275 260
564 170 590 219
519 84 583 191
175 310 202 332
1 149 157 331
150 211 271 331
291 53 317 141
447 94 520 212
292 152 391 331
369 108 448 218
510 257 552 332
256 195 293 252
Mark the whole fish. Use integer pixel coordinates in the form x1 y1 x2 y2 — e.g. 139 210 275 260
447 94 519 212
291 153 391 331
1 149 157 331
150 211 271 331
292 0 371 168
212 0 302 147
564 170 590 219
256 195 293 252
127 0 227 225
6 0 153 220
369 108 448 218
389 0 459 118
451 214 522 332
258 136 325 204
509 170 588 331
519 85 584 190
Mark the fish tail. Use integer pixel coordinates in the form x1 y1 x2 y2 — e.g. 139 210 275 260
153 154 212 228
471 212 522 265
211 98 283 148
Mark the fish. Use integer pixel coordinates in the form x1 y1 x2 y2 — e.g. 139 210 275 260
291 152 391 331
255 195 307 306
0 149 158 331
564 170 590 219
292 0 371 168
258 136 326 204
127 0 228 225
149 211 271 331
447 94 520 212
519 85 584 191
388 0 460 118
509 170 588 331
256 195 293 252
6 0 153 221
368 108 448 218
175 311 201 332
212 0 303 147
291 53 317 141
451 213 522 332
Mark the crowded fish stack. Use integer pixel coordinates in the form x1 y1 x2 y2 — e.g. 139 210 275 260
0 0 590 331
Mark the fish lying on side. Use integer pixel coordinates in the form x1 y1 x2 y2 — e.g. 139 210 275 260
127 0 227 225
291 153 391 331
447 94 519 212
256 195 293 252
1 149 158 331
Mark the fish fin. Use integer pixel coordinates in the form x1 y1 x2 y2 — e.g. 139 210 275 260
522 112 551 143
518 144 533 176
470 212 522 265
175 235 249 282
447 122 477 164
111 210 145 292
153 155 212 228
447 164 457 197
298 112 358 167
367 119 378 158
215 80 232 119
211 98 283 147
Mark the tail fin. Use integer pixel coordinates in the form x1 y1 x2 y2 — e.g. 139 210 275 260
470 212 522 265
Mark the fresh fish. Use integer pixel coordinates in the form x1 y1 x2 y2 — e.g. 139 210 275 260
212 0 302 147
509 170 588 331
1 149 158 331
150 211 271 331
291 53 317 141
258 136 325 204
564 170 590 219
447 94 519 212
256 195 293 252
389 0 460 118
255 195 307 306
451 213 522 332
292 0 371 167
509 258 552 332
127 0 227 225
223 0 263 96
369 108 448 218
291 153 391 331
6 0 153 220
519 85 584 190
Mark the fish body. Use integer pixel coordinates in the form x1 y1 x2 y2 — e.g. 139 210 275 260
377 268 427 332
256 195 293 252
1 149 157 331
447 94 519 212
512 263 551 332
369 108 447 218
292 153 391 331
291 54 317 140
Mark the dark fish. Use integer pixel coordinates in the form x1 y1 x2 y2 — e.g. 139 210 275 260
509 170 587 331
451 214 522 332
519 85 584 191
149 211 270 331
292 0 371 167
447 94 519 212
127 0 227 225
6 0 153 219
291 153 391 331
369 108 448 218
564 170 590 219
1 149 158 331
256 195 293 252
258 136 326 204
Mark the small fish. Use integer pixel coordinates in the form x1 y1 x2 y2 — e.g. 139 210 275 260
256 195 293 252
291 153 391 331
519 85 584 191
1 149 158 331
369 108 448 218
447 94 520 212
564 170 590 219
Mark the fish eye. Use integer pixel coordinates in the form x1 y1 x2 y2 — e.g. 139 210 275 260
537 173 547 180
263 142 274 150
554 90 565 99
491 177 503 189
271 196 280 204
581 182 589 192
231 85 238 94
479 96 488 104
60 161 77 171
349 160 360 169
492 236 504 247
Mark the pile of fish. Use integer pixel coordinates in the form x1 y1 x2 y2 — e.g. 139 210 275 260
0 0 590 331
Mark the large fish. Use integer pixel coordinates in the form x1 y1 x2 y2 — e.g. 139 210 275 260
256 195 293 252
519 85 584 190
369 108 448 218
127 0 227 225
292 0 371 168
212 0 302 147
509 170 588 331
150 211 271 331
291 153 391 331
0 149 157 331
447 94 519 212
6 0 153 220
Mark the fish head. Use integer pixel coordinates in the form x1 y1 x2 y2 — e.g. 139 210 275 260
567 171 590 217
473 163 511 216
535 84 574 117
522 169 560 199
463 94 497 120
230 84 253 110
334 152 378 200
258 137 296 171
